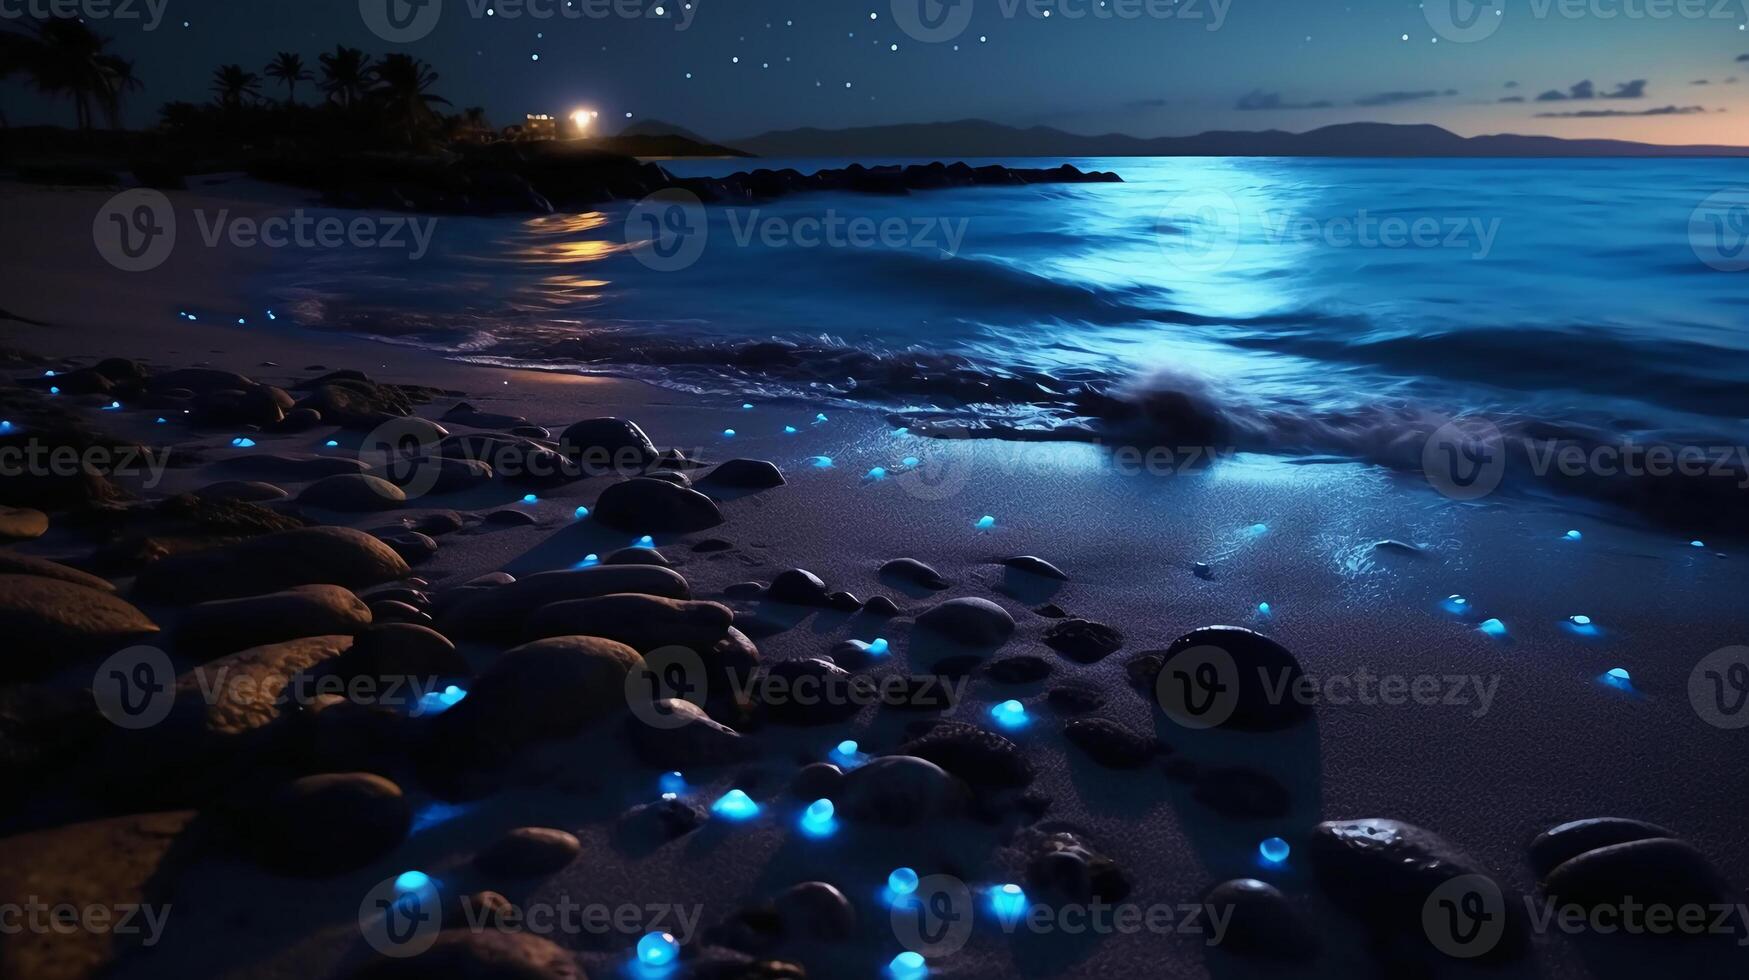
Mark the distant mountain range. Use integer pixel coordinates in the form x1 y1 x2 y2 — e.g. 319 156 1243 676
709 120 1749 158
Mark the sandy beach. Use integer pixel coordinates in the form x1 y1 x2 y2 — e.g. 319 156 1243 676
2 181 1746 980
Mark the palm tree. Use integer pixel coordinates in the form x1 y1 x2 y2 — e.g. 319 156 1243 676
263 52 311 105
370 53 449 144
210 64 261 108
7 19 139 130
318 45 371 109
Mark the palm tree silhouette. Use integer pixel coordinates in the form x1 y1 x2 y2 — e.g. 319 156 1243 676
6 19 140 130
370 53 450 144
263 52 312 105
318 45 372 109
210 64 261 108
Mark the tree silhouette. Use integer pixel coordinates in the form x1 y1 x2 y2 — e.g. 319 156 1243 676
370 53 450 145
6 19 140 130
318 45 371 109
210 64 261 108
263 52 311 105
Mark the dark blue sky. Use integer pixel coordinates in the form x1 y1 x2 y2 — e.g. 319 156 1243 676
5 0 1747 143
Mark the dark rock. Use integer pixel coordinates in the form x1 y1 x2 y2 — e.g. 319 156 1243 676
898 721 1032 787
1151 626 1310 731
298 474 407 511
984 655 1051 684
0 575 159 678
592 478 723 533
339 624 468 687
378 456 494 495
175 585 371 658
273 407 323 432
440 565 689 639
293 377 426 428
192 480 288 503
1204 878 1315 958
134 527 411 603
824 590 862 611
509 425 551 440
559 417 658 470
702 458 786 489
602 546 668 566
643 470 692 488
438 434 573 486
475 827 581 877
862 595 900 616
379 531 439 565
1542 837 1730 909
1193 767 1289 818
482 508 538 527
441 403 529 429
1024 830 1130 902
628 698 750 767
369 599 431 625
1063 718 1158 769
724 581 765 600
879 557 948 589
766 568 828 605
428 636 642 764
214 453 369 480
916 597 1014 646
1043 618 1123 663
838 755 957 824
791 763 843 800
411 511 467 535
757 659 863 725
526 594 732 652
1193 561 1214 579
0 552 114 592
619 795 708 842
1528 817 1676 877
253 772 411 874
0 506 49 541
692 538 733 553
1001 555 1069 580
1034 602 1069 618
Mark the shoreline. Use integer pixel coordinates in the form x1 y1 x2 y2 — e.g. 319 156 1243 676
2 183 1747 979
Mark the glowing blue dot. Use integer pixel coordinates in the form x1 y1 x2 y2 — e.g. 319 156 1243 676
837 739 859 757
104 400 121 410
830 740 865 767
522 493 538 504
809 456 834 468
990 883 1027 922
800 798 838 836
237 318 246 325
154 417 166 424
637 535 654 547
418 684 468 715
1441 594 1470 615
637 931 680 967
1478 618 1507 638
1257 602 1271 614
991 699 1027 729
1569 614 1591 626
187 315 197 321
712 788 759 820
867 466 887 479
659 771 686 794
1690 539 1706 548
231 437 256 448
325 440 339 448
1259 837 1290 863
894 427 910 436
815 413 828 423
394 870 431 894
902 456 919 467
43 370 55 377
1564 530 1582 540
867 637 889 655
888 867 920 896
1606 666 1631 682
574 506 589 519
975 515 995 529
784 425 798 434
889 951 927 980
266 310 276 320
49 386 59 395
579 553 600 566
723 429 736 437
742 402 753 409
1248 522 1268 534
0 420 10 431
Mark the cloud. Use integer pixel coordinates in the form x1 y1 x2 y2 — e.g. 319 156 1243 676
1235 90 1332 111
1738 54 1749 62
1534 79 1647 101
1534 105 1707 118
1537 80 1595 101
1353 89 1458 107
1603 80 1647 99
1693 79 1711 85
1124 98 1168 109
1499 96 1525 103
1504 81 1519 89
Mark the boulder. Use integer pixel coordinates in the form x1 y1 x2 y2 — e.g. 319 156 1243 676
0 505 49 541
915 597 1014 646
525 594 732 652
252 772 411 874
627 698 751 767
0 552 114 592
174 584 371 658
559 417 658 470
839 755 957 825
591 478 723 533
213 453 369 480
1527 817 1676 877
298 474 407 511
701 458 786 489
0 575 158 678
429 636 642 761
440 566 690 640
475 827 581 877
134 527 411 602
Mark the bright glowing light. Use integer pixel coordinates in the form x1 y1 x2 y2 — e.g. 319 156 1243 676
48 386 59 395
1257 602 1271 615
522 493 538 504
1478 618 1507 638
394 870 432 894
975 515 995 529
1259 837 1290 863
1564 530 1582 540
574 506 590 518
742 402 753 409
784 425 798 434
637 535 655 547
800 798 837 836
570 108 594 131
659 771 685 795
417 685 468 715
1569 614 1591 626
888 952 930 980
637 931 679 967
1690 539 1706 548
154 417 166 424
889 951 927 980
723 429 736 437
990 699 1027 729
815 413 828 423
902 456 919 467
1605 667 1632 686
1441 594 1470 615
712 789 759 820
231 437 256 448
866 637 889 655
809 456 834 468
867 466 887 479
888 867 919 896
325 439 339 447
576 553 600 568
989 883 1027 923
830 740 865 768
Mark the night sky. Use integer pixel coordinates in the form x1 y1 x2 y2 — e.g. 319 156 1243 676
5 0 1749 144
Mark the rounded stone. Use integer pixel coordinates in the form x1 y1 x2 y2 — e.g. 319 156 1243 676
254 772 411 874
475 827 582 877
298 474 407 512
916 597 1015 646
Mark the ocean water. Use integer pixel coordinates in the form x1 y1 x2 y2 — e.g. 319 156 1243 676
273 156 1749 520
